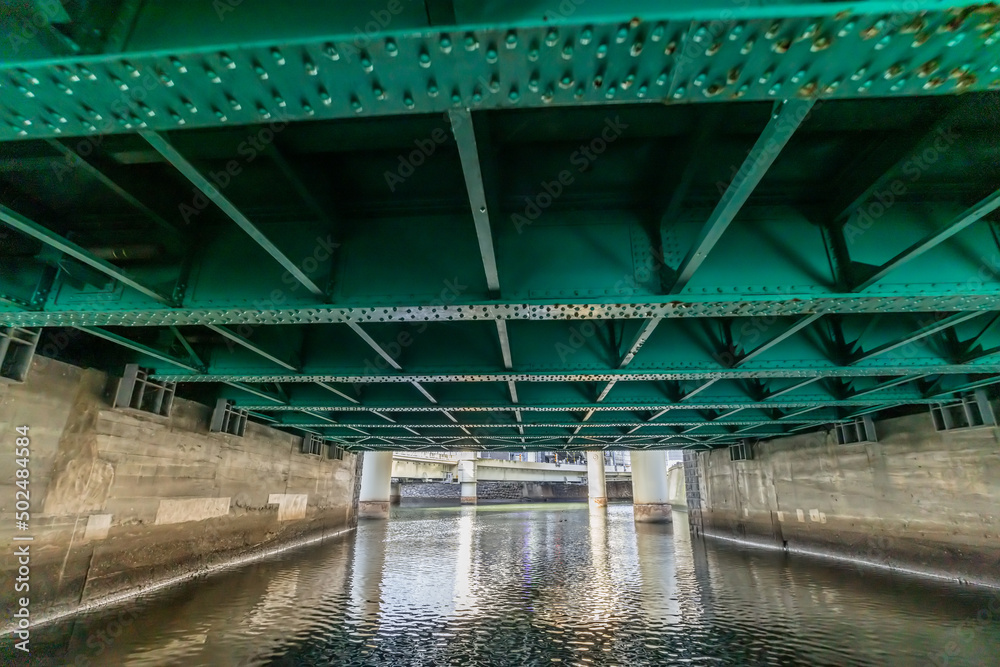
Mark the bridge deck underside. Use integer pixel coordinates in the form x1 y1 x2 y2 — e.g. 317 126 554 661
1 1 999 451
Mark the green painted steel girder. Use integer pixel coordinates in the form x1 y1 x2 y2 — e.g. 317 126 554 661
3 2 999 452
5 294 1000 327
151 364 1000 384
1 3 998 142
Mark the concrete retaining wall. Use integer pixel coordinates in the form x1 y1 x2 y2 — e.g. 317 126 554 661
690 410 1000 586
0 357 358 619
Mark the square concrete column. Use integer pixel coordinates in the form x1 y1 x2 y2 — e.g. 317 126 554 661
458 457 477 504
390 480 401 505
359 451 394 519
631 450 671 523
586 451 607 508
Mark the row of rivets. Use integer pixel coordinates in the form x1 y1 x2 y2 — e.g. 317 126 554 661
2 15 995 134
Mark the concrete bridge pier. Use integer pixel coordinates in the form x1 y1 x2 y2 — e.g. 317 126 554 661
459 456 477 505
359 451 394 519
390 481 401 505
631 451 672 523
587 451 607 508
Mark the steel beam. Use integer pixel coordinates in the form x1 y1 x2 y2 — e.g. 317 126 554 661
679 378 720 401
849 374 928 398
169 326 205 369
45 139 179 235
852 190 1000 292
205 323 298 372
925 375 1000 400
139 130 326 298
831 100 979 224
496 319 513 369
222 380 287 404
449 109 500 293
668 99 815 294
734 314 823 366
265 144 336 229
850 311 984 364
619 318 661 368
2 6 997 142
152 364 1000 385
345 322 402 371
766 377 822 399
242 397 940 414
75 326 200 372
315 381 360 404
0 204 174 304
7 292 1000 327
411 381 438 404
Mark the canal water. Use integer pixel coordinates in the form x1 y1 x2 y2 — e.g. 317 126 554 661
7 502 1000 666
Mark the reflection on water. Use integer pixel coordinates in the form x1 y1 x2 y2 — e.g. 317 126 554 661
7 503 1000 666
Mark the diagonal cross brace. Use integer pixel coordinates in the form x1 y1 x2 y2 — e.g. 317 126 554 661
449 109 500 293
140 130 325 298
852 189 1000 292
0 205 174 305
668 98 815 294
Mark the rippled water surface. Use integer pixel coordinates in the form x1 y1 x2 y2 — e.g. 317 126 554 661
9 502 1000 665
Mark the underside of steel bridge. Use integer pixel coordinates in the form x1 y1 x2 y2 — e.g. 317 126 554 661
2 0 999 453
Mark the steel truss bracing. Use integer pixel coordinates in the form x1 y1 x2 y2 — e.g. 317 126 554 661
1 1 999 451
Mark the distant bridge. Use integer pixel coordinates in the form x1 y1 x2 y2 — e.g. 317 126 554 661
391 453 632 483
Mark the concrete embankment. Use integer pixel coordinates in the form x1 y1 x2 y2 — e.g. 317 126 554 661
686 411 1000 586
0 357 360 620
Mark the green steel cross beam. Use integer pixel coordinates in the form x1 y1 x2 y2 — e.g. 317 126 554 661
734 313 824 367
849 311 984 364
1 4 998 142
3 3 999 452
7 293 1000 327
449 109 500 293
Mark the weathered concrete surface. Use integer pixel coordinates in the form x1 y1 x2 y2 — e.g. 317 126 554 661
634 503 672 523
693 411 1000 585
0 357 358 618
667 464 687 509
358 501 390 519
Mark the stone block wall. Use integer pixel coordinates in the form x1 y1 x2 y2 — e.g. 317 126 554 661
0 357 358 620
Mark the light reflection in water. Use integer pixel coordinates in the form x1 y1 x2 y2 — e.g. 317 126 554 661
10 503 1000 666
